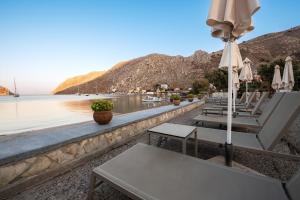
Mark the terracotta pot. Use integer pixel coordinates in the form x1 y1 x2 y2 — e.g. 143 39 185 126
188 98 194 102
173 99 180 106
93 111 113 125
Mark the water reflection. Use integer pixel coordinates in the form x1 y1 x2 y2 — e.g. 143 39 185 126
62 95 169 114
0 95 169 135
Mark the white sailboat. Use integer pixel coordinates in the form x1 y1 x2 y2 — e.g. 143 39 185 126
13 78 19 97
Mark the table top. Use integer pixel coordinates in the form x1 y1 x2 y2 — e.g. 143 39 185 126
148 123 196 138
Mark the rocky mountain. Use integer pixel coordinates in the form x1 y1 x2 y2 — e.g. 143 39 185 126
0 86 12 96
53 71 105 94
54 26 300 94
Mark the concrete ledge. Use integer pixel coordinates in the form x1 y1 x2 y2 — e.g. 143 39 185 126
0 100 203 190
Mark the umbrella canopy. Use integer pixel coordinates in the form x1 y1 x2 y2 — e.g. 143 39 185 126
206 0 260 161
282 56 294 91
207 0 260 40
232 69 240 112
240 57 253 104
219 41 244 70
219 41 243 113
239 57 253 82
233 69 240 89
272 65 282 91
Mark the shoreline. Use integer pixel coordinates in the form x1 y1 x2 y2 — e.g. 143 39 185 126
0 94 170 136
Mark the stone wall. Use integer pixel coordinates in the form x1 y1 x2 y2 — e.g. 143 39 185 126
0 101 202 190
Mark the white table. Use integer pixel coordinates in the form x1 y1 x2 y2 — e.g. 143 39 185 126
148 123 198 157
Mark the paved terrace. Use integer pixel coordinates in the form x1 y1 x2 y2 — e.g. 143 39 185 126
5 105 300 200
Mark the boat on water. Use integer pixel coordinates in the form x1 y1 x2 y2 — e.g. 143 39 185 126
13 78 19 97
142 96 161 102
77 86 81 95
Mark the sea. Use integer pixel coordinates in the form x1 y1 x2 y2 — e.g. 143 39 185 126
0 94 169 135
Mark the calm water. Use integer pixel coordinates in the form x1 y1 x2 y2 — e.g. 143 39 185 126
0 94 169 135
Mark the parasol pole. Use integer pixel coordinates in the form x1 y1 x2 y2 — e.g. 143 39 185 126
233 87 236 113
246 81 248 104
225 40 233 166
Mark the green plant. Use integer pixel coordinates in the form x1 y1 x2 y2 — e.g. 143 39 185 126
187 94 194 99
205 69 228 91
192 79 209 94
197 94 204 99
91 100 113 112
170 94 181 100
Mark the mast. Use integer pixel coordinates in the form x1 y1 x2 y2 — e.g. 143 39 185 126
13 78 19 97
14 78 17 95
95 83 98 94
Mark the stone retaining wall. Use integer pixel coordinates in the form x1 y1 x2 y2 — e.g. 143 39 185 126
0 101 202 190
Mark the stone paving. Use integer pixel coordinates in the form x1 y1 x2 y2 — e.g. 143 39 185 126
7 106 300 200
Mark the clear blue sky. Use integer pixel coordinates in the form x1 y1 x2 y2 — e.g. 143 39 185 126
0 0 299 94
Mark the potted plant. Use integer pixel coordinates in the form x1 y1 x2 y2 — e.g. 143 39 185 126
169 95 174 103
197 94 203 100
91 100 114 124
187 94 194 102
171 94 181 106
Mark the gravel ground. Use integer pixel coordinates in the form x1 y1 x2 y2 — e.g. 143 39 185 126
8 107 300 200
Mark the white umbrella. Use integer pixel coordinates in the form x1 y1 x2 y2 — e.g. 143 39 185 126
239 57 253 104
206 0 260 166
232 69 240 112
282 56 294 91
219 41 243 112
219 41 244 69
220 41 243 113
272 65 282 92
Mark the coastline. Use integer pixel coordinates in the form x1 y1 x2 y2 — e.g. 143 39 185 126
0 94 169 136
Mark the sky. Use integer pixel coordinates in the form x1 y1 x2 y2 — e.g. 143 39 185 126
0 0 299 94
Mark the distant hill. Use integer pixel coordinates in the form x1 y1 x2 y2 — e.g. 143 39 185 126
0 86 13 96
54 26 300 94
53 71 105 94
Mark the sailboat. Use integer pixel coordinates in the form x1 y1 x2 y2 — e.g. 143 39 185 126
76 85 81 96
95 84 99 95
13 78 20 97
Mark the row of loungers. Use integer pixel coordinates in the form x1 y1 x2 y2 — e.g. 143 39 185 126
195 92 299 150
205 92 247 104
195 92 285 131
87 92 300 200
202 92 269 116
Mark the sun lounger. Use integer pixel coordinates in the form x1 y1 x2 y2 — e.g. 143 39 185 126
239 92 246 103
88 143 299 200
194 92 285 130
213 91 256 108
286 168 300 200
196 93 300 151
161 92 299 152
202 92 268 117
205 92 246 104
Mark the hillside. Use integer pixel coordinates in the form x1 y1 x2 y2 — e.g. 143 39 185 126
54 26 300 94
53 71 105 94
0 86 13 96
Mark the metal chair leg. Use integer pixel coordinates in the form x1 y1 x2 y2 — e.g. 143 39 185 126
87 173 96 200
